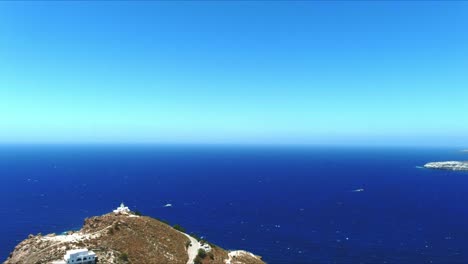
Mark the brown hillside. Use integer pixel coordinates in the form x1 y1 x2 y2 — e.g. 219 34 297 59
4 213 264 264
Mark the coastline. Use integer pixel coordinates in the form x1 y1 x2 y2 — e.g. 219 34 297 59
424 161 468 171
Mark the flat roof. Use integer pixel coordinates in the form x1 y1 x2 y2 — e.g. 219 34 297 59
66 249 89 254
64 248 96 259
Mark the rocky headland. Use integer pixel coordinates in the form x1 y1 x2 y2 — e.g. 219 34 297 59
424 161 468 171
4 208 264 264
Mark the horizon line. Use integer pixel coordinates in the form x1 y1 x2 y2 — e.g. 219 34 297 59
0 141 466 149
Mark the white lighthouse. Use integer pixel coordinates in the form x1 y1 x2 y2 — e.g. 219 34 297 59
113 202 130 214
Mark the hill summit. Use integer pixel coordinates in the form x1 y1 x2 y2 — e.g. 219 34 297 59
4 205 264 264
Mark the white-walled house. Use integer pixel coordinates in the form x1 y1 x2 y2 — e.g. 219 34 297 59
64 248 96 264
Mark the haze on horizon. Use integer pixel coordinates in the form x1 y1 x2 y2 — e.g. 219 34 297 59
1 2 467 146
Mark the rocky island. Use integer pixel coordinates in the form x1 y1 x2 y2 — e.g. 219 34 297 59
424 161 468 171
4 204 264 264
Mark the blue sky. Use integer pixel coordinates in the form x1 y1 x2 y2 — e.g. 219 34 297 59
0 1 467 145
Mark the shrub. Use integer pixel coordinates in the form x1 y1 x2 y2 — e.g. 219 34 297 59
154 218 170 226
197 248 207 259
193 248 213 264
119 252 129 261
173 224 185 233
193 256 203 264
133 210 142 216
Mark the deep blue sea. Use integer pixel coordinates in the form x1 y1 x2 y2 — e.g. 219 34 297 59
1 145 468 263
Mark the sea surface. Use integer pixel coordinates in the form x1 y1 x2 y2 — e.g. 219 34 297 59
1 145 468 263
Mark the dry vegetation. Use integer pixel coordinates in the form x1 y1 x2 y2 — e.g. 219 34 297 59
4 213 264 264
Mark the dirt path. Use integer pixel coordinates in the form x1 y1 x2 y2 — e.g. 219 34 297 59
181 233 201 264
31 223 114 261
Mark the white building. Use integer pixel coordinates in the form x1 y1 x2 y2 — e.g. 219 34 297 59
201 243 212 253
113 202 130 214
63 248 96 264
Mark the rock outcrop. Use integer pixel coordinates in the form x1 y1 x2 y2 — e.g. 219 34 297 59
4 212 264 264
424 161 468 171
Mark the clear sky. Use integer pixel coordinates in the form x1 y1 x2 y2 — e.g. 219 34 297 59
1 1 467 146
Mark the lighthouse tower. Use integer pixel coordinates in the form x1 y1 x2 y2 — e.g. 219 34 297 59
113 202 130 214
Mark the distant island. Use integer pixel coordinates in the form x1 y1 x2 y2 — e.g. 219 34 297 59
5 203 264 264
424 161 468 171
